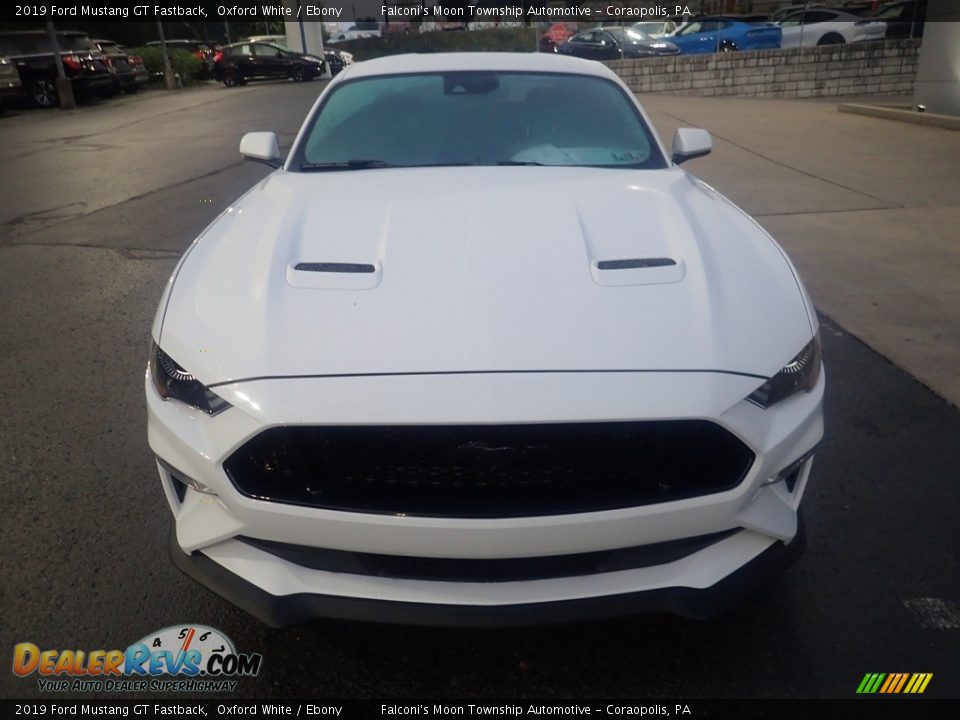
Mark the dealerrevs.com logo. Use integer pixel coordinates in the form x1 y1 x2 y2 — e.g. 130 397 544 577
12 625 262 693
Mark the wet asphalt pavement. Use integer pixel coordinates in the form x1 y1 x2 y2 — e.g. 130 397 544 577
0 80 958 701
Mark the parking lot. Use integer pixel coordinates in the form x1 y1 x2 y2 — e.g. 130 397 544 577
1 79 959 699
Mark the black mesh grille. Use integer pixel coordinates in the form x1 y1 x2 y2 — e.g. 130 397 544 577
223 422 754 518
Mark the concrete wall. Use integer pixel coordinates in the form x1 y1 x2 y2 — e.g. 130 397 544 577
606 40 921 99
914 2 960 115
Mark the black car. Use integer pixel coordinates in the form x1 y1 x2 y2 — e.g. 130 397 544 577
0 30 113 107
214 42 326 87
92 39 139 94
555 27 680 61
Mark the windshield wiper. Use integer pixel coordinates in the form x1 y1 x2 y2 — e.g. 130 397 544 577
299 159 395 171
496 160 545 166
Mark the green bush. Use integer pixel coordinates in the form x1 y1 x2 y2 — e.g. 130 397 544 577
129 46 205 85
335 27 540 62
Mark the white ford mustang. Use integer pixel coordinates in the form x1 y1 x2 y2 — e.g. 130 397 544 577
147 52 824 626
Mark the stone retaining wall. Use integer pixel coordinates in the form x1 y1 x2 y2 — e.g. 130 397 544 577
606 39 921 98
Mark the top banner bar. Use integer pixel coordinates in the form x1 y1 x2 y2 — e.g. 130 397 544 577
3 1 695 23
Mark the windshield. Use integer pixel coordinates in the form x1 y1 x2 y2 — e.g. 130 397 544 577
625 28 652 42
631 22 665 35
293 71 666 170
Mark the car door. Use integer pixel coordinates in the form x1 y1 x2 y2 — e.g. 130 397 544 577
779 11 838 48
564 32 595 59
253 44 287 78
229 44 258 78
693 21 722 52
595 31 622 60
673 21 721 54
777 11 805 48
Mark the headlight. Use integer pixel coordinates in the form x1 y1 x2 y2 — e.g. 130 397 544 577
747 333 821 409
150 342 231 416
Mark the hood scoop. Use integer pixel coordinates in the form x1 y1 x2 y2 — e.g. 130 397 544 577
591 257 685 287
295 262 376 274
288 261 382 290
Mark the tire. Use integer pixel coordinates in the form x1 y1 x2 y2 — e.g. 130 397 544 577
30 77 58 108
817 33 845 46
291 65 307 82
122 84 138 94
223 70 240 88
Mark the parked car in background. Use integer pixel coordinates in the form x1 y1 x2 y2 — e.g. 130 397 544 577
92 39 139 93
214 42 325 87
245 35 349 76
556 28 680 61
327 29 380 44
0 30 113 107
768 3 828 23
630 21 679 38
118 47 151 88
668 18 782 54
0 55 24 115
777 9 887 46
873 0 926 39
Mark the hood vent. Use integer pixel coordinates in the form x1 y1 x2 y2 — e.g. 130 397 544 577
591 257 685 287
597 258 676 270
294 262 376 274
287 261 382 290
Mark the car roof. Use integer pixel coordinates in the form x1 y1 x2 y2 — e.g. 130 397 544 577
223 41 284 48
345 52 619 81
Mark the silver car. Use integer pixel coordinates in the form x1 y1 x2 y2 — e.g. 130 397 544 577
0 55 23 114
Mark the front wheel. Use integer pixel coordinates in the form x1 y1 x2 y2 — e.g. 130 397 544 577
222 70 240 88
30 77 59 108
291 65 307 82
818 33 845 46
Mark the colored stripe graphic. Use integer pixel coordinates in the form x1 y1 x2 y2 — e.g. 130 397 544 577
879 674 895 693
892 673 910 693
857 673 933 694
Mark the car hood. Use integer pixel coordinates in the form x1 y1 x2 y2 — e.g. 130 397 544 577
159 166 814 386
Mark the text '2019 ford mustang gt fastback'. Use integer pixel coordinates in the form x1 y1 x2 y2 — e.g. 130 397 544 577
147 52 824 627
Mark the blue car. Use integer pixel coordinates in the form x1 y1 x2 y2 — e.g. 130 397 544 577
670 17 782 53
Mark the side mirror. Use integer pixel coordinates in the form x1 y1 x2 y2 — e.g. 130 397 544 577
671 128 712 165
239 131 280 168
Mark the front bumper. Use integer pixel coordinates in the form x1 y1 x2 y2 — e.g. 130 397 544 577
149 368 823 626
171 517 806 627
